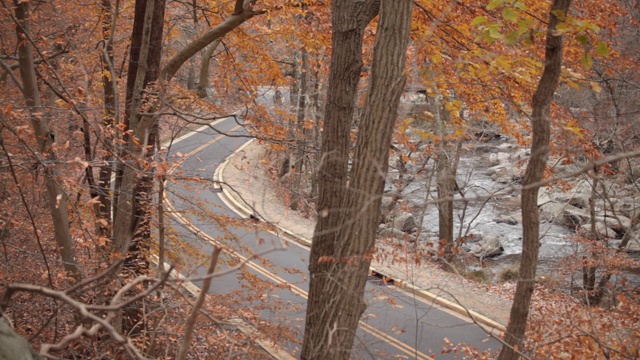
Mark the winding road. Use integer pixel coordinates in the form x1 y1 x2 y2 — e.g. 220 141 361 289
162 113 500 359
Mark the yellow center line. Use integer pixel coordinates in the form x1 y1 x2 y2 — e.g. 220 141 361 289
163 123 433 360
168 124 244 173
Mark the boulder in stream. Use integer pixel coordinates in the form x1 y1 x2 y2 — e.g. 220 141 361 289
495 214 519 225
471 235 504 259
491 167 523 184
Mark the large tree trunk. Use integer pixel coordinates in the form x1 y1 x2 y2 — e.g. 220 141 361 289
497 1 570 358
304 0 379 299
14 0 81 282
303 1 379 355
301 0 411 358
294 47 309 174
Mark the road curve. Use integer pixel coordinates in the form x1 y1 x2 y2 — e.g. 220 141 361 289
164 115 500 359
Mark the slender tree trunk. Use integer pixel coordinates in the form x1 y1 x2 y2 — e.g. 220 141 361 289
583 176 598 301
309 62 322 199
435 100 455 261
498 1 570 358
302 1 411 358
289 47 309 211
436 150 455 260
96 0 118 238
295 47 309 174
14 0 81 282
196 39 221 98
290 54 300 108
176 247 221 360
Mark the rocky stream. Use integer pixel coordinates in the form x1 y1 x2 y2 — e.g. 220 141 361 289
381 136 640 281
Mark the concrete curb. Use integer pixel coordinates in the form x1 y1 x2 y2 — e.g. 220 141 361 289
215 139 507 335
213 139 257 218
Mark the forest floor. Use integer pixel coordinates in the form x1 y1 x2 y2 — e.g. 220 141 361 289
219 140 516 330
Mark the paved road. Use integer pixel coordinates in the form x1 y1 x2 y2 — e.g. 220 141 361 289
163 114 499 359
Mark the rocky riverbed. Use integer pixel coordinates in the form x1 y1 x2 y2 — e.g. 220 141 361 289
381 137 640 276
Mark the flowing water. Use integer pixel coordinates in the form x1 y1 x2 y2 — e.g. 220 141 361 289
399 140 576 273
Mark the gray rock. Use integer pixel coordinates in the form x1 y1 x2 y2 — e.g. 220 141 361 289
537 188 553 206
580 222 618 239
553 191 591 209
0 316 42 360
509 148 529 161
539 202 569 224
380 196 394 212
497 142 515 150
392 212 417 233
624 222 640 252
562 206 591 229
539 202 590 228
598 214 631 231
380 227 408 238
491 167 523 184
496 214 519 225
484 164 502 176
595 222 618 238
626 233 640 252
471 235 504 259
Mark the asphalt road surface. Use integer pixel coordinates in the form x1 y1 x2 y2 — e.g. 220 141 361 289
162 113 500 359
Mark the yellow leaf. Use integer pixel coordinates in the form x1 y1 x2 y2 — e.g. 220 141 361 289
567 80 580 90
589 81 602 93
564 126 583 138
495 56 511 72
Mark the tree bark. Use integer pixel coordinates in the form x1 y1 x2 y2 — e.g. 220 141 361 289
295 47 309 174
498 1 571 358
289 47 309 211
196 39 221 98
302 0 411 358
113 0 165 265
96 0 118 238
435 100 455 261
305 0 379 294
13 0 81 282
